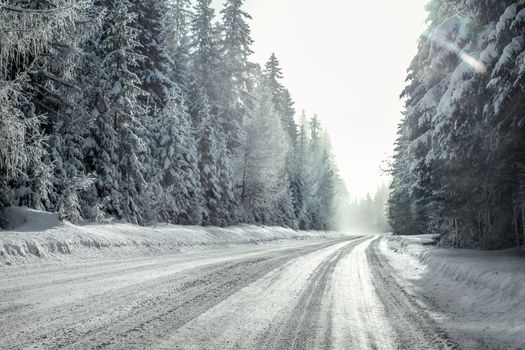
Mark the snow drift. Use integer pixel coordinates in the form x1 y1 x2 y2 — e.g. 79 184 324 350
3 207 63 231
0 207 335 265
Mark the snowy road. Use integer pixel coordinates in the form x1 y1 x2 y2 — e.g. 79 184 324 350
1 236 457 349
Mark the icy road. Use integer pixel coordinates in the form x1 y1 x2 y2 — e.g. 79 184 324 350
1 236 457 349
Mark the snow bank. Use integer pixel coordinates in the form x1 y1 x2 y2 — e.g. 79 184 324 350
3 206 62 231
383 235 525 349
0 207 338 266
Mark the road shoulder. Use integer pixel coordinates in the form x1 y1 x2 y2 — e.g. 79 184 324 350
379 235 525 350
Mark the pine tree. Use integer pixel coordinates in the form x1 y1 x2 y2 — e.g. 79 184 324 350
240 75 291 225
303 115 341 230
0 0 344 231
285 110 308 228
261 54 300 226
190 0 237 225
263 53 298 145
0 0 96 218
219 0 254 151
389 0 525 248
195 101 225 225
131 0 189 223
166 0 193 94
388 120 419 236
87 0 148 223
191 0 221 110
29 3 100 222
156 95 203 224
132 0 174 112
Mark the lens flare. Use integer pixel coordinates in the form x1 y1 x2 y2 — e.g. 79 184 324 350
459 52 487 73
427 16 487 74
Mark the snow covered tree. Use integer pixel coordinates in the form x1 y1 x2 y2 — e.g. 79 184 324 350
0 0 344 230
260 54 302 226
194 100 231 225
388 119 420 236
129 0 193 224
219 0 254 152
167 0 193 48
29 3 100 222
263 54 298 145
166 0 193 93
156 95 203 224
291 110 310 227
190 0 237 225
239 76 291 225
304 115 341 230
0 0 96 219
84 0 149 223
132 0 174 112
190 0 221 111
389 0 525 248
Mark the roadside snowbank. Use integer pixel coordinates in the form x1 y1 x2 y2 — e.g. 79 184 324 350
0 207 337 266
382 234 525 350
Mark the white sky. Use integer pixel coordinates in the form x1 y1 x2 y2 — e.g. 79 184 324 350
212 0 428 198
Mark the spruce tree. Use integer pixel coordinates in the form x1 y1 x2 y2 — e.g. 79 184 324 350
88 0 148 223
0 0 96 218
191 0 237 225
240 75 291 225
157 95 203 224
220 0 254 151
166 0 193 94
389 0 525 248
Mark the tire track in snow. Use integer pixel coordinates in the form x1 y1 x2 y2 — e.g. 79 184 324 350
0 239 347 350
256 236 368 350
1 236 465 350
366 237 460 350
158 235 463 350
152 237 366 350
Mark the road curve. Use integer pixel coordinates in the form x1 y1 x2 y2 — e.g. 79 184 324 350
0 235 457 349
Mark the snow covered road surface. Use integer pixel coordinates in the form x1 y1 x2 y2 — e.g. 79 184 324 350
1 235 460 349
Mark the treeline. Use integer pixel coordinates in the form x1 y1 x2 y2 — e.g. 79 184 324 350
389 0 525 249
344 184 390 233
0 0 341 230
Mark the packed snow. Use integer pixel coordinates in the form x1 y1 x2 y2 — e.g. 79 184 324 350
2 211 523 349
0 235 460 349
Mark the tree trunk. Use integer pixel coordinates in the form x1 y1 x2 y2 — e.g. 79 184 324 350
485 207 491 249
454 218 458 247
521 206 525 248
478 212 482 249
514 207 520 247
240 152 248 201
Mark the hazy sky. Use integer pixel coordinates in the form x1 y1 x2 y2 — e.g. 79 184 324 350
212 0 428 198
